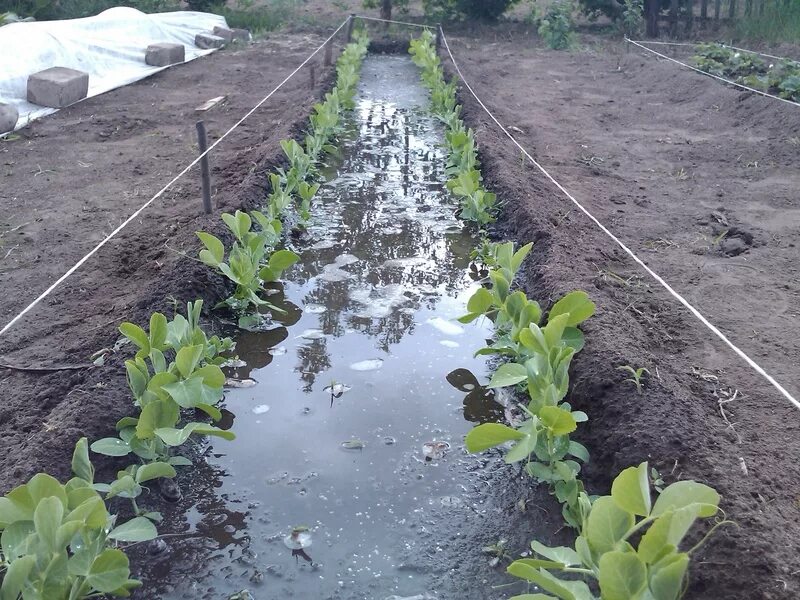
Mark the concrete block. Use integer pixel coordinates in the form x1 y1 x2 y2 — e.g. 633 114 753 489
145 42 185 67
27 67 89 108
0 103 18 134
231 28 251 42
195 33 226 50
213 26 251 43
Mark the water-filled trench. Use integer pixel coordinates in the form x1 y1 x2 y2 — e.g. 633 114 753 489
146 54 519 600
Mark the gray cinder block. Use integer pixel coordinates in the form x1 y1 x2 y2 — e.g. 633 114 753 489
195 33 226 50
230 28 251 42
212 26 234 42
212 26 251 43
145 43 185 67
0 103 18 133
27 67 89 108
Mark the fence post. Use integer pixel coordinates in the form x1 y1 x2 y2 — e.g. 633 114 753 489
324 39 333 66
195 121 212 215
435 23 442 51
309 63 316 88
346 14 356 43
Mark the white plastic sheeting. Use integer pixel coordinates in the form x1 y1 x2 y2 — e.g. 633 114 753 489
0 7 228 130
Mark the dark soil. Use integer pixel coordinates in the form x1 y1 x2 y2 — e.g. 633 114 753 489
443 30 800 600
0 31 340 489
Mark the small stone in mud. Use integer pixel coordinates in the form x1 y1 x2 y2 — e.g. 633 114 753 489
383 436 396 445
159 478 181 502
147 538 169 556
249 570 264 584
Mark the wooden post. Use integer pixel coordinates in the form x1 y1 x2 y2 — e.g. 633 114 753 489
324 40 333 66
309 63 316 88
670 0 679 36
195 121 212 215
346 14 356 43
435 24 442 51
646 0 660 36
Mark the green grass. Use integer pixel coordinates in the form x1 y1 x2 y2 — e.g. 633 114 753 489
733 0 800 43
210 0 301 34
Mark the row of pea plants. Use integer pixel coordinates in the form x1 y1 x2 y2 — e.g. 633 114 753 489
197 30 370 330
0 32 371 600
409 30 727 600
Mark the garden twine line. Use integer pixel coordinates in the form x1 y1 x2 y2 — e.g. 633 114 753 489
0 16 351 340
440 29 800 411
626 38 800 108
355 14 433 29
628 38 795 63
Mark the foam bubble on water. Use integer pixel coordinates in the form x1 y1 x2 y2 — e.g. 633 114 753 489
426 317 463 336
252 404 270 415
350 359 384 371
297 329 326 340
303 304 327 314
439 340 459 348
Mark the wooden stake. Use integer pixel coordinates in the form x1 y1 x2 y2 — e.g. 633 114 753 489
324 40 333 66
309 63 316 88
435 24 443 51
346 14 356 43
195 121 212 214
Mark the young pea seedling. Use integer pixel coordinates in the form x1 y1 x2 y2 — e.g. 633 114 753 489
618 364 650 394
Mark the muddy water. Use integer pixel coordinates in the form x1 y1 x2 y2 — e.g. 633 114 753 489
152 55 516 600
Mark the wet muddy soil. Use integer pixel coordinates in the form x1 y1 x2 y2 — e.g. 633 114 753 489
444 31 800 600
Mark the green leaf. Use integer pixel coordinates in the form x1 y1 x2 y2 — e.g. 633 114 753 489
509 557 566 571
27 473 67 506
504 425 538 464
611 462 652 517
107 475 139 500
119 322 149 350
519 324 548 355
511 242 534 272
196 232 224 265
268 249 300 272
174 344 205 379
543 313 570 349
649 553 690 600
71 437 94 483
507 561 576 600
585 496 635 555
487 362 528 388
90 437 131 457
34 496 63 551
598 550 647 600
1 521 35 559
135 462 176 484
530 540 581 567
549 291 596 327
509 595 555 600
465 423 525 453
149 312 168 350
561 327 585 352
466 287 494 315
568 441 590 463
0 554 36 600
539 406 577 436
108 517 158 543
86 548 132 593
137 398 180 439
155 423 236 446
639 506 701 563
168 456 193 467
652 481 720 518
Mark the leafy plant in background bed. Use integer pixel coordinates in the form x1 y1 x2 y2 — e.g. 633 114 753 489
620 0 643 37
91 301 236 463
538 1 575 50
422 0 522 21
693 43 800 102
505 462 726 600
410 30 497 225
